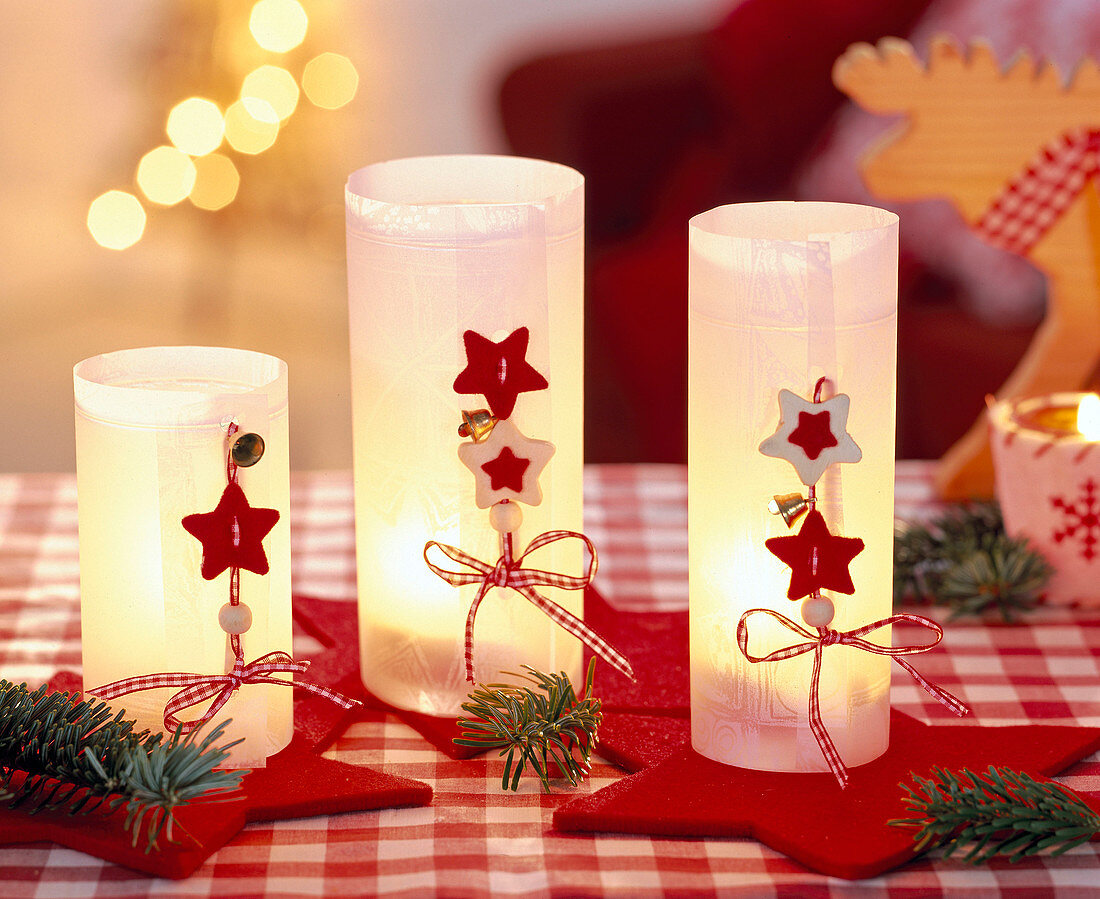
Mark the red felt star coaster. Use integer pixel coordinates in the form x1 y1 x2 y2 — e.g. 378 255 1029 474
26 608 433 879
584 585 688 716
554 709 1100 880
181 481 280 579
765 510 865 600
292 595 486 760
0 725 431 880
294 592 662 763
452 327 548 420
481 446 530 492
787 410 838 460
596 712 691 773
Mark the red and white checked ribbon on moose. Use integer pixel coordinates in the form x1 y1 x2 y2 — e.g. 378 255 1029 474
90 651 360 735
424 529 635 683
737 608 970 788
975 127 1100 255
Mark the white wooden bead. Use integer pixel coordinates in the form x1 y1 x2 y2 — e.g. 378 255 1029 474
489 501 523 533
219 602 253 635
801 595 835 628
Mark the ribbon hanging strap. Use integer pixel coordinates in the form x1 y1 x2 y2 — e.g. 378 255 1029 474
90 650 360 735
424 529 635 683
737 608 970 788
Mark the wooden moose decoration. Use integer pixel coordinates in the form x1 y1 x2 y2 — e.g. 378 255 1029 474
834 36 1100 499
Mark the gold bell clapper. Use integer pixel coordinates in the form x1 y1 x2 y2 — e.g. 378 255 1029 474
458 409 498 442
769 493 810 528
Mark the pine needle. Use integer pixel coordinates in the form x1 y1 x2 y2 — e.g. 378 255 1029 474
454 658 602 793
890 766 1100 863
0 680 245 851
894 503 1051 621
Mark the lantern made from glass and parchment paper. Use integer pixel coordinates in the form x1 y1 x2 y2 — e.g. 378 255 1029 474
74 346 291 767
688 202 899 772
345 155 584 715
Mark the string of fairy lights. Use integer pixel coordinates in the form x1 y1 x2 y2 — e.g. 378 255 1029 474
87 0 358 251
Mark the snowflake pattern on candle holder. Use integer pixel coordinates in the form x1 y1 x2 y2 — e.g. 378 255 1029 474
1051 478 1100 561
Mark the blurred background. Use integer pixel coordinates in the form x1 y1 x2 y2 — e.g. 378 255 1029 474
5 0 1090 473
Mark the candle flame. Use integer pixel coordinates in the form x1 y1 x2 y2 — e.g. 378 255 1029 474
1077 394 1100 439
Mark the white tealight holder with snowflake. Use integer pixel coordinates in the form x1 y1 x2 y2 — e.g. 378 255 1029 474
989 392 1100 607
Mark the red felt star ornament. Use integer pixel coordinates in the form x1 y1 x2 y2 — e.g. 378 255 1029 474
181 482 280 579
453 327 548 420
555 710 1100 880
787 410 838 460
765 510 865 600
481 446 530 492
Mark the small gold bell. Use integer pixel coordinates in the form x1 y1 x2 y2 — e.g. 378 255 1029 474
230 432 265 467
458 409 498 442
768 493 810 528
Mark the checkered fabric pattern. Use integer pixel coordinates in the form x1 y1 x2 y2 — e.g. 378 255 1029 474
974 128 1100 256
0 463 1098 896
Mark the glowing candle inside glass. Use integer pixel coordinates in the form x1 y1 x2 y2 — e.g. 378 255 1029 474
345 156 585 715
990 391 1100 606
688 202 899 772
74 346 292 767
1077 394 1100 438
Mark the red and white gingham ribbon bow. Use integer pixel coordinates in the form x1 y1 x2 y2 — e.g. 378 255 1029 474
90 650 361 735
975 127 1100 255
424 530 635 683
737 608 970 788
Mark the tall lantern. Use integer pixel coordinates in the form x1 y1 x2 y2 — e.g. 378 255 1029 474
346 155 585 715
74 346 292 767
689 202 899 773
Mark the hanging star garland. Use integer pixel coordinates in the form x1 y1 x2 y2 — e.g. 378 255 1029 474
181 481 280 579
765 510 865 600
457 418 555 508
743 377 968 788
759 389 862 486
452 327 548 420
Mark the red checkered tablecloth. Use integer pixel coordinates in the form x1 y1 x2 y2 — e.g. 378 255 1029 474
0 463 1098 896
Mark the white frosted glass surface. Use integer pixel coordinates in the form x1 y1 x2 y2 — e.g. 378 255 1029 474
74 346 292 767
346 156 584 715
688 202 898 772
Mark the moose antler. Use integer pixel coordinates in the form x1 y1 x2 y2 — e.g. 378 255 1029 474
832 37 923 113
836 36 1093 132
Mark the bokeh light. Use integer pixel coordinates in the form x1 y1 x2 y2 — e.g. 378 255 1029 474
166 97 224 156
189 154 240 211
249 0 308 53
224 99 279 154
241 65 299 121
136 146 197 206
87 191 146 250
302 52 359 109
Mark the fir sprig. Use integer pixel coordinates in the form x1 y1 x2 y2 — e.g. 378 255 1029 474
0 681 245 851
455 658 602 793
894 502 1052 621
890 766 1100 863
